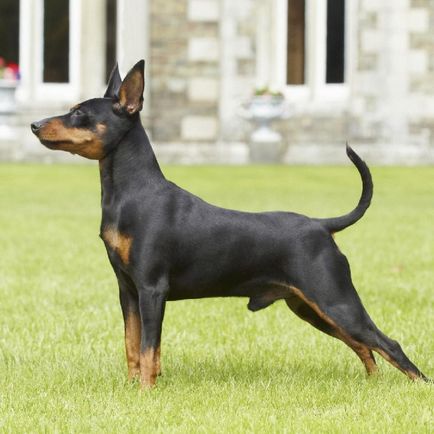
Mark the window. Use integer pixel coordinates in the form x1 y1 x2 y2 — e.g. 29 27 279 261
105 0 117 82
17 0 80 102
326 0 345 84
43 0 70 83
287 0 305 85
0 0 20 65
286 0 346 87
258 0 351 104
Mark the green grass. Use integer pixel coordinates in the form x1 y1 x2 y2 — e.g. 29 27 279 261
0 163 433 433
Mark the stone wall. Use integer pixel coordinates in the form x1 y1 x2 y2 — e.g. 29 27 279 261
349 0 434 148
149 0 220 142
2 0 434 164
148 0 434 158
408 0 434 146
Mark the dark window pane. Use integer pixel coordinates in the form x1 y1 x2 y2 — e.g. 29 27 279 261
105 0 117 82
43 0 69 83
287 0 305 85
0 0 20 64
326 0 345 83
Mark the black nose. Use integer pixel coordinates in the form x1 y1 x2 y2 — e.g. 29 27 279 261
31 121 42 134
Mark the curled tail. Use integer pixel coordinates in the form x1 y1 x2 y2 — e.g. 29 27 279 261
315 144 373 233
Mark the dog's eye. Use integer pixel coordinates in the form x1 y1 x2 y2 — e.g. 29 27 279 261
72 109 84 117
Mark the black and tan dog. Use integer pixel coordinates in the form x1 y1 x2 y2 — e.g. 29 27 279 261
31 60 429 388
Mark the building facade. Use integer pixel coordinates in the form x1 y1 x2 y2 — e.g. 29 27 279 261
0 0 433 163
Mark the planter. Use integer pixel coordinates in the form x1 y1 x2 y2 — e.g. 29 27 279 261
246 95 286 120
0 80 17 113
0 80 18 142
240 95 289 163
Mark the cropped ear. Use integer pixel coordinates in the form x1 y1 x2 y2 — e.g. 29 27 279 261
116 60 145 115
104 63 122 98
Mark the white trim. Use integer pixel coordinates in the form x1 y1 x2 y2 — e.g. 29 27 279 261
309 0 326 98
116 0 150 117
16 0 33 102
116 0 124 73
69 0 81 94
346 0 358 92
264 0 351 109
33 0 81 102
273 0 288 87
35 0 43 89
255 1 270 87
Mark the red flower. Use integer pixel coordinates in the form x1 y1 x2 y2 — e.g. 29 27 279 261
7 63 19 73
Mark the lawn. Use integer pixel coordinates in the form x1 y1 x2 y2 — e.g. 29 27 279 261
0 163 433 433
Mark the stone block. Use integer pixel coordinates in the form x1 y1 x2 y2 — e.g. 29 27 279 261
181 116 218 140
188 38 219 61
361 30 381 53
167 78 187 93
361 0 381 12
408 50 428 74
408 8 429 33
234 37 252 59
227 0 253 19
188 78 219 101
188 0 219 22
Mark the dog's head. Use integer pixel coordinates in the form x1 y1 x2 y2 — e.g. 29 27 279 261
31 60 145 160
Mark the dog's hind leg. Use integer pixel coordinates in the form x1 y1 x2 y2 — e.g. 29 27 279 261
372 330 429 381
282 250 428 380
285 292 378 376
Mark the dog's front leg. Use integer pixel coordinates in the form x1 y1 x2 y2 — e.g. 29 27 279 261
138 285 167 389
118 278 141 381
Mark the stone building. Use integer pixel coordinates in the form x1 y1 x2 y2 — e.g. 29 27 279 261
0 0 433 163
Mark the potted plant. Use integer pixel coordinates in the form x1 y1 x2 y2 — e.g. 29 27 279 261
0 57 20 114
249 87 285 117
239 87 289 163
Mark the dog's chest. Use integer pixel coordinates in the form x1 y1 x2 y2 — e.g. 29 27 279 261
99 207 136 267
101 224 133 266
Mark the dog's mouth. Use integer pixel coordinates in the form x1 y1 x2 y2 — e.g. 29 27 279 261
41 139 73 149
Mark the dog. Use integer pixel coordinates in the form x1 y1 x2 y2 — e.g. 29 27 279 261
31 60 429 388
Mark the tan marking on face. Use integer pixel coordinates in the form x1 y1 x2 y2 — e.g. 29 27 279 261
70 104 81 111
140 347 159 388
96 123 106 134
37 118 106 160
125 311 141 380
102 227 132 265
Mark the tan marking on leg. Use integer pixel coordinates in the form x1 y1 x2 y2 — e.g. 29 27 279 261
125 311 141 380
155 345 162 376
102 227 133 265
278 283 378 375
353 346 378 376
375 348 419 381
140 347 159 388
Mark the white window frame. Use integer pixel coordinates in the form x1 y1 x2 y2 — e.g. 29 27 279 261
18 0 81 103
257 0 356 111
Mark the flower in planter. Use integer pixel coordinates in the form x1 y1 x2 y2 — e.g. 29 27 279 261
0 57 20 81
254 86 284 98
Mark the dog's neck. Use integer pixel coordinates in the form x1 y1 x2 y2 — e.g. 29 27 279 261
99 121 165 206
